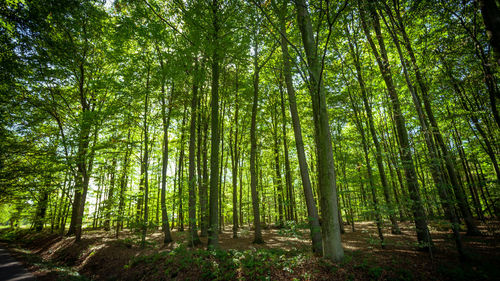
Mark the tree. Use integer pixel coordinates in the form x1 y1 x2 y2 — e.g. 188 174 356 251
294 0 345 261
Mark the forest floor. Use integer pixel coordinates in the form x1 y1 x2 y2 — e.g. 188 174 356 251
0 220 499 280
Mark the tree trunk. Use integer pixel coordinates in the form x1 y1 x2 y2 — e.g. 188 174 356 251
295 0 344 261
177 107 187 232
230 70 240 238
103 156 117 231
34 190 49 231
188 59 201 246
207 0 221 249
250 37 263 244
160 77 173 243
141 69 150 246
272 94 284 228
480 0 500 66
280 82 295 222
201 99 209 237
116 129 131 238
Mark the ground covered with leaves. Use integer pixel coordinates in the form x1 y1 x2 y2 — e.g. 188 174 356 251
1 220 499 280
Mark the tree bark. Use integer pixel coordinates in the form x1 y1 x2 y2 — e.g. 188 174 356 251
272 93 284 228
230 69 240 238
188 59 201 246
160 75 174 243
141 68 150 246
295 0 344 261
207 0 221 249
480 0 500 66
250 37 263 244
116 129 131 238
103 156 116 231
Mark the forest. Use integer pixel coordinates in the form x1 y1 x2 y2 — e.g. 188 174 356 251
0 0 499 280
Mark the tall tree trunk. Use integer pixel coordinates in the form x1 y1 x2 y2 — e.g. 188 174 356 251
197 88 204 232
92 173 103 229
160 78 173 243
177 108 187 232
272 96 284 228
188 59 201 246
34 190 49 231
250 37 263 244
239 152 244 227
56 174 69 232
66 62 92 240
201 99 210 237
295 0 344 261
103 156 117 231
207 0 221 249
74 120 98 242
230 70 240 238
141 69 150 246
116 129 131 238
280 83 295 222
219 100 226 233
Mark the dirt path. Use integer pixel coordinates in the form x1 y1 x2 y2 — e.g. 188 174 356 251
0 247 35 281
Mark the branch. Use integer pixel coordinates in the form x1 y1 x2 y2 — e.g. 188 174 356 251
142 0 194 46
318 0 348 91
249 0 309 68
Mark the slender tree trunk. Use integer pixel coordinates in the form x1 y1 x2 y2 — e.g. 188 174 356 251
219 100 226 233
197 88 204 231
160 77 173 243
280 83 295 222
272 96 284 228
141 69 150 246
250 37 263 244
188 59 201 246
116 129 131 238
56 175 68 232
230 72 240 238
177 108 187 232
239 152 244 226
92 173 103 229
103 156 117 231
171 148 178 230
201 101 209 237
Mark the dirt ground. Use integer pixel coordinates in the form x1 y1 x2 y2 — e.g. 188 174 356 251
2 220 499 280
